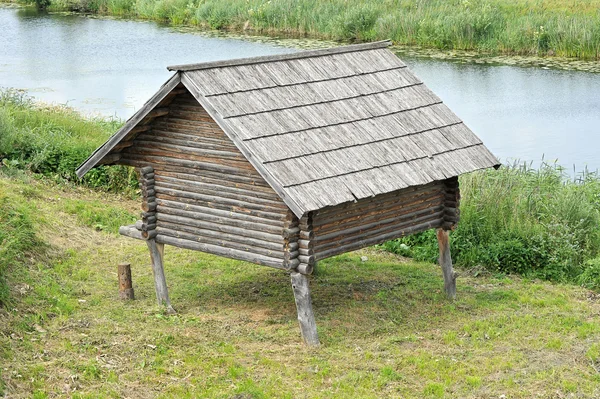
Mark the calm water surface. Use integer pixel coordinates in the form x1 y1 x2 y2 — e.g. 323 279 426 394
1 6 599 171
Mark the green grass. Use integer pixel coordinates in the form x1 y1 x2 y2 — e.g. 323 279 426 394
0 89 137 193
2 174 600 397
13 0 600 59
384 162 600 283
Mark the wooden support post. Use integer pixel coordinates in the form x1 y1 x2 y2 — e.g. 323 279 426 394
290 272 320 346
436 228 457 299
118 263 134 300
146 239 176 314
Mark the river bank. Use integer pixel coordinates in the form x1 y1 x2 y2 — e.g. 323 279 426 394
6 0 600 61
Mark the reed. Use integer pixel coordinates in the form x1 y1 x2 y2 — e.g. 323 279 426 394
383 161 600 282
31 0 600 59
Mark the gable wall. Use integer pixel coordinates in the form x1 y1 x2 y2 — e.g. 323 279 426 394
119 91 295 269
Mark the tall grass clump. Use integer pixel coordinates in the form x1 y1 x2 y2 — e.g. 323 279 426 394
0 187 41 307
22 0 600 60
0 89 137 193
383 162 600 282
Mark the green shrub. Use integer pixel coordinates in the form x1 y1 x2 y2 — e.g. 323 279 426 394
0 89 137 193
383 162 600 282
579 258 600 291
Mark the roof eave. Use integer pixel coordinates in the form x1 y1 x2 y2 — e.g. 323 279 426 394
75 73 181 179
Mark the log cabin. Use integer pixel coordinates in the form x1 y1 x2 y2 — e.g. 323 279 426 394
76 40 499 346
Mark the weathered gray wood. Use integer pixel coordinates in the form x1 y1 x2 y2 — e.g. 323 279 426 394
119 225 143 240
180 73 306 218
76 74 181 178
290 272 319 346
156 223 285 258
157 235 285 269
168 40 392 71
436 228 457 299
146 239 176 314
296 263 313 275
157 200 285 232
134 220 143 230
315 218 442 260
156 213 284 246
118 263 134 300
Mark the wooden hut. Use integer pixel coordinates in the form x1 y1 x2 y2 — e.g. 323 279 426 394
76 41 499 346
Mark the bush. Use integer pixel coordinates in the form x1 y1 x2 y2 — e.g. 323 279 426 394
383 162 600 282
579 258 600 291
0 89 137 193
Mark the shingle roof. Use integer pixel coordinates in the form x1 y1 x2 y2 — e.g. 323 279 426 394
77 41 499 217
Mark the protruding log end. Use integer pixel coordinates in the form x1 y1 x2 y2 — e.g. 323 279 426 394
118 263 135 300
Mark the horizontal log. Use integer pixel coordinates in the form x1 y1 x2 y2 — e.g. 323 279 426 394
314 211 443 253
119 225 143 240
119 154 262 180
143 215 157 224
313 186 445 227
155 186 286 214
142 230 158 239
156 213 284 249
157 224 285 259
156 170 277 198
287 258 300 270
141 211 156 219
315 182 443 218
146 108 169 119
156 233 285 269
157 198 286 227
120 157 270 188
296 263 313 275
124 146 254 171
157 196 287 223
141 172 155 180
142 223 157 231
155 179 287 211
287 242 299 252
99 153 121 165
139 178 155 187
134 220 143 230
298 255 315 265
130 124 152 134
142 189 156 198
299 248 313 256
316 202 445 243
314 193 444 234
133 139 246 161
283 227 300 239
140 166 154 175
298 239 312 249
315 219 442 261
142 201 157 212
113 141 134 151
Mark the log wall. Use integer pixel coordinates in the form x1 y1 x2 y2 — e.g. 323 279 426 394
120 90 290 269
310 180 456 261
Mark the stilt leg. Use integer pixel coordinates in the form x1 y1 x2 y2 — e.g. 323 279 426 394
436 228 457 299
146 239 176 314
290 272 320 346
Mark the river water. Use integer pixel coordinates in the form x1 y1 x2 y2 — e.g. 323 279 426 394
1 6 599 172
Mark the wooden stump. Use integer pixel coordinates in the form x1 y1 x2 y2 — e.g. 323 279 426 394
290 272 320 346
436 228 457 299
146 239 176 314
118 263 135 300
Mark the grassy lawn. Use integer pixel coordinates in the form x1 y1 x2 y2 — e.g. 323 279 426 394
2 174 600 398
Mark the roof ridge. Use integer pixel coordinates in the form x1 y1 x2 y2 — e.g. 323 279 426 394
167 40 392 72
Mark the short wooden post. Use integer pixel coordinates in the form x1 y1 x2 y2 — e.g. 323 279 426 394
436 228 457 299
118 263 135 300
146 239 176 314
290 272 320 346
